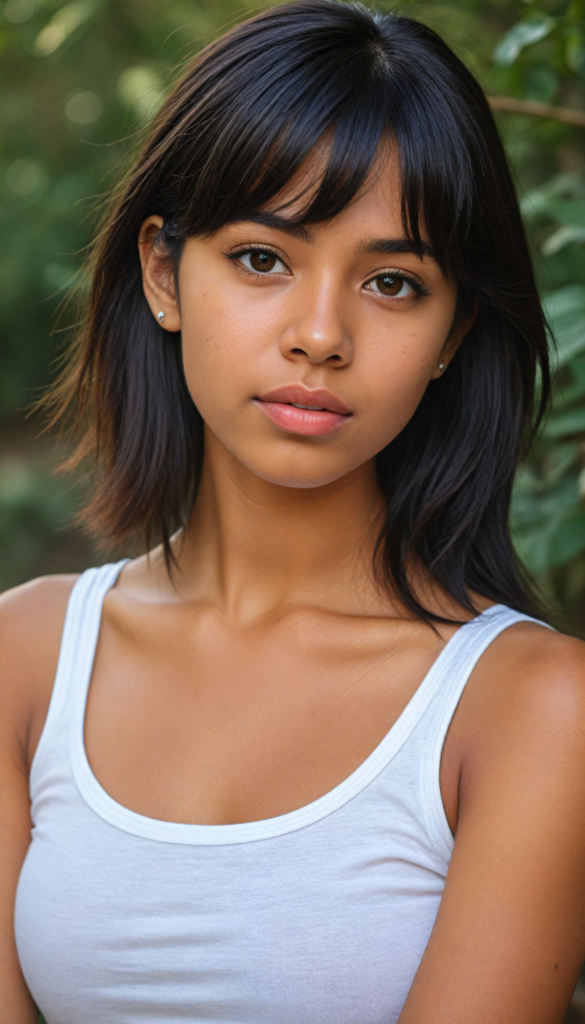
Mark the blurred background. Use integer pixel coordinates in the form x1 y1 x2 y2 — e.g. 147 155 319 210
1 0 584 634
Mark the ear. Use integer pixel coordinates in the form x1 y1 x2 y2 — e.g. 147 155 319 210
430 301 478 380
138 215 182 332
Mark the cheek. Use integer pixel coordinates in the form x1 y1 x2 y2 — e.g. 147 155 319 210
357 316 449 444
178 279 263 421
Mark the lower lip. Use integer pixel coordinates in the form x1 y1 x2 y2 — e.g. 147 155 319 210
255 400 350 436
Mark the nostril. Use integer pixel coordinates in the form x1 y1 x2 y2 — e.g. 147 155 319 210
291 348 308 356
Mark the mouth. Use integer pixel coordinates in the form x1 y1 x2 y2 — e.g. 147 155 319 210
254 385 352 437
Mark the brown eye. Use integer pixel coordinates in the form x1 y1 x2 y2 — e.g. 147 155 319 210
249 250 277 272
236 249 287 276
374 274 405 296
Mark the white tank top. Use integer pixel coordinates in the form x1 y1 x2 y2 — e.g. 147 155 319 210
15 561 539 1024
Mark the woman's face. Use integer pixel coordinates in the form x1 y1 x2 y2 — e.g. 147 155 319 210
140 149 466 489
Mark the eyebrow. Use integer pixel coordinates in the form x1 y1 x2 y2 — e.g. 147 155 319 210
228 212 437 262
359 238 437 261
230 211 313 243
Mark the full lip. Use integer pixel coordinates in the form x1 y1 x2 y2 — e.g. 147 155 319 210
253 384 352 437
255 384 352 415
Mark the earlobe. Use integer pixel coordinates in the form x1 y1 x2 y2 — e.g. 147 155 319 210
138 215 182 332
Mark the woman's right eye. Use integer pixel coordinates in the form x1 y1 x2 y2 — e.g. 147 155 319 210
239 250 286 274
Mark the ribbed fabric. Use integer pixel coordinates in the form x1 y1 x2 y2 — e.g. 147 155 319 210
15 563 540 1023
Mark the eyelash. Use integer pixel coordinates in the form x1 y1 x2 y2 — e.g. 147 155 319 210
224 246 429 299
364 274 430 300
224 247 288 277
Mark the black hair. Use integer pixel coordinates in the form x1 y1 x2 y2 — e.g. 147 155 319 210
44 0 550 622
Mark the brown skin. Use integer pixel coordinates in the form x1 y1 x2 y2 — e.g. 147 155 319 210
2 150 585 1023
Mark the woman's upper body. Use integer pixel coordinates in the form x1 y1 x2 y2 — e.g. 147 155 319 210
2 1 585 1021
4 547 585 1024
9 562 582 1024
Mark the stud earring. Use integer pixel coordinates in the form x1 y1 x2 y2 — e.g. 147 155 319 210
157 311 165 324
439 362 445 370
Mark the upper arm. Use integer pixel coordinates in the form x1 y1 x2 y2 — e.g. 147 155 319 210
0 575 76 1023
399 625 585 1024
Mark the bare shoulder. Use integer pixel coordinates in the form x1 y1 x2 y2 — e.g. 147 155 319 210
0 574 79 770
0 573 79 673
454 619 585 793
472 620 585 721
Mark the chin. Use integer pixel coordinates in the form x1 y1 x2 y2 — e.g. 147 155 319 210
246 455 356 491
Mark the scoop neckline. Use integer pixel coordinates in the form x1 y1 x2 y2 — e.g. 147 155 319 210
69 561 503 846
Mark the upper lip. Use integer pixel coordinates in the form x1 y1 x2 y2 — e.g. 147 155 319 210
256 385 351 415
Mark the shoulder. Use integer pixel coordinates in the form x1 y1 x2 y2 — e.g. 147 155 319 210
441 619 585 830
456 619 585 803
469 619 585 727
0 574 79 770
0 574 79 663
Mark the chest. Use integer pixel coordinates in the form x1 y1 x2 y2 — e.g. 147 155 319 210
84 603 458 827
18 763 448 1024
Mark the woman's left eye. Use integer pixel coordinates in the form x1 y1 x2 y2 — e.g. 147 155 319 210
366 273 417 298
238 250 287 275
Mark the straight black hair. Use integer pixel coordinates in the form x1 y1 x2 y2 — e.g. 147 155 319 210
45 0 550 622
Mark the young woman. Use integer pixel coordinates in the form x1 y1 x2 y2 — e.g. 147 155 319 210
2 1 585 1021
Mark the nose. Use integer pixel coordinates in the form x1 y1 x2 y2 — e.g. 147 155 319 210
279 278 352 367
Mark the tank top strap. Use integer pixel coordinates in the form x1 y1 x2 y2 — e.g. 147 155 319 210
30 560 129 794
418 604 553 863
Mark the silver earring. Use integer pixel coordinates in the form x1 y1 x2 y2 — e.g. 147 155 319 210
157 311 165 324
439 362 445 371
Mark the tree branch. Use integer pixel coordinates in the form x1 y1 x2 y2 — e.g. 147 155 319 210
488 95 585 129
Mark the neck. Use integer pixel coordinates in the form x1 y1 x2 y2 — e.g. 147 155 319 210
173 430 389 622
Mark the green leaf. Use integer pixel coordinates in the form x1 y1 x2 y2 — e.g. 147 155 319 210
542 286 585 366
542 225 585 257
542 442 580 484
512 473 585 576
548 510 585 567
524 65 558 102
522 172 585 221
541 199 585 229
544 408 585 439
493 15 557 66
566 29 585 77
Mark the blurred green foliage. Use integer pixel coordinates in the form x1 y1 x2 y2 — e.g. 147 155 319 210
0 0 584 631
502 1 585 632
